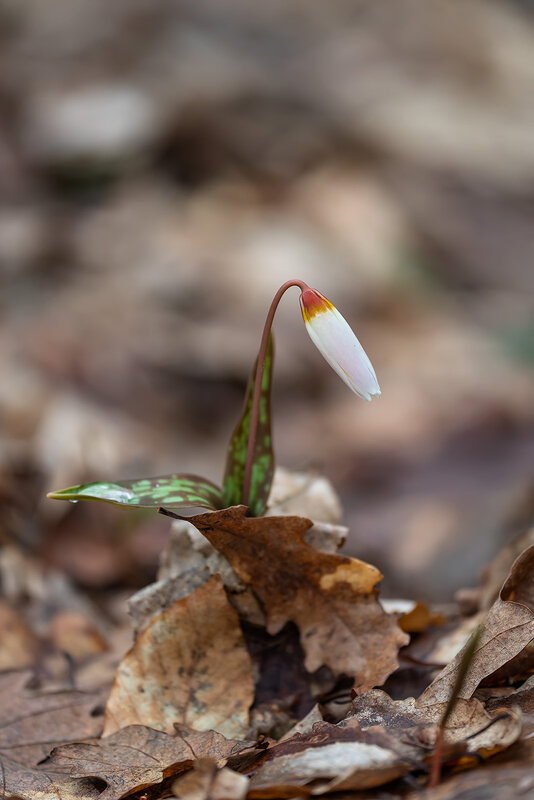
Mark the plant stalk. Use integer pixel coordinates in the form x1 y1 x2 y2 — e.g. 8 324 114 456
241 278 308 508
428 623 484 788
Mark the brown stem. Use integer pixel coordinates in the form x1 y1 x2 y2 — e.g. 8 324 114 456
428 623 484 788
241 278 309 508
428 728 443 788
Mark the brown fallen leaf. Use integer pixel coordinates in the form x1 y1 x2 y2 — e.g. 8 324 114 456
407 738 534 800
172 723 257 761
0 758 99 800
427 614 481 666
104 574 254 739
246 716 421 796
0 671 106 766
74 622 133 693
478 525 534 612
486 675 534 735
279 704 324 741
381 599 446 634
43 724 250 800
172 758 249 800
188 506 408 688
0 673 106 800
49 611 108 662
419 545 534 707
0 600 38 671
351 688 522 760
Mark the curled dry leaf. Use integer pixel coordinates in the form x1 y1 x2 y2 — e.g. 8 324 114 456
188 506 408 688
478 525 534 612
351 688 523 760
247 716 421 797
486 675 534 735
104 574 254 739
172 758 249 800
43 724 250 800
420 545 534 707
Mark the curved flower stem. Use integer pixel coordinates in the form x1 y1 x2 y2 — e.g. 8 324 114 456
242 278 309 508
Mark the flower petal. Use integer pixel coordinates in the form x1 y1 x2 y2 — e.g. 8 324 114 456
299 289 381 401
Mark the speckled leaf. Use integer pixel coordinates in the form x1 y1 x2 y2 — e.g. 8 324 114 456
104 575 254 739
222 333 274 516
47 474 224 511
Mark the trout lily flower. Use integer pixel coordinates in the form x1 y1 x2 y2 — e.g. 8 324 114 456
299 287 381 401
47 277 382 519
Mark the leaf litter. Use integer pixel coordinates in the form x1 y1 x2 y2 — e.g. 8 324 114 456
42 725 251 800
418 545 534 707
103 574 254 740
1 477 534 798
188 505 408 687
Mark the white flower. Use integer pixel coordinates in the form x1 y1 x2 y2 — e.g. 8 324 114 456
299 288 381 401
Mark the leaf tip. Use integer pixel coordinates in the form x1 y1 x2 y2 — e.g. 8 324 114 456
46 487 71 500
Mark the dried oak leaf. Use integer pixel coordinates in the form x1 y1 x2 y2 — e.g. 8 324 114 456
246 716 421 797
172 758 249 800
0 759 99 800
279 704 324 742
486 675 534 736
43 724 250 800
351 688 522 760
419 545 534 707
104 574 254 739
0 671 106 766
188 506 408 687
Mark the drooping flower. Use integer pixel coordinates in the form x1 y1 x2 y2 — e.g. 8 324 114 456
299 287 381 401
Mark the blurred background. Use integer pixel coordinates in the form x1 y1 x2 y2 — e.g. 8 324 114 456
1 0 533 603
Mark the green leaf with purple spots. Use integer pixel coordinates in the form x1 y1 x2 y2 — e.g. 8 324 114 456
222 333 274 517
47 474 224 511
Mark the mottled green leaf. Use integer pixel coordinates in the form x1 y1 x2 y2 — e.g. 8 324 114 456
222 333 274 516
47 474 224 511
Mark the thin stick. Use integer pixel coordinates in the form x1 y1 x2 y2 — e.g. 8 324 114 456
241 278 308 508
428 728 444 788
428 622 485 787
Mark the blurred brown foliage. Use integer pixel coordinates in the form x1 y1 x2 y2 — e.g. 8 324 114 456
0 0 533 604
